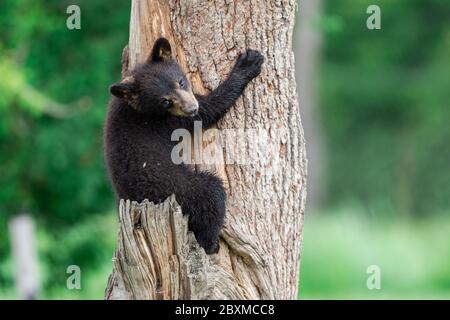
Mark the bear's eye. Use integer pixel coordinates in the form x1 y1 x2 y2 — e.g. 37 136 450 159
179 79 185 88
162 99 173 108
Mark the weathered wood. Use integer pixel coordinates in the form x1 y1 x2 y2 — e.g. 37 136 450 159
106 0 307 300
105 196 217 299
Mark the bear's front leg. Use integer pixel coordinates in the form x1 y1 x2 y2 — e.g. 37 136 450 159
187 49 264 130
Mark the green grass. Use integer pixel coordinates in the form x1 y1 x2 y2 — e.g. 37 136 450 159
299 208 450 299
2 208 450 299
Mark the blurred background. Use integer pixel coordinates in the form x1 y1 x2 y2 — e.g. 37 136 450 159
0 0 449 299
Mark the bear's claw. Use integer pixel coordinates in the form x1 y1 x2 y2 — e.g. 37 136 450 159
234 49 264 79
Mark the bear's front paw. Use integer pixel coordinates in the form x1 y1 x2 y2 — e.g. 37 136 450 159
233 49 264 80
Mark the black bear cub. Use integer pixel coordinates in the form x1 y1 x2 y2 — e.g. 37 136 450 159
104 38 264 254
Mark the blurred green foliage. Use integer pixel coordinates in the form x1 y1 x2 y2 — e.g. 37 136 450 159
299 0 450 299
320 0 450 215
0 0 130 296
0 0 449 299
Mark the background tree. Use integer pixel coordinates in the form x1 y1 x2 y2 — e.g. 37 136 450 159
105 0 307 299
294 0 324 211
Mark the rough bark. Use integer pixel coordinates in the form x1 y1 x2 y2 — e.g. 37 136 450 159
106 0 307 300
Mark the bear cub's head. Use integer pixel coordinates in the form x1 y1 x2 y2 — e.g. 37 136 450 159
110 38 199 117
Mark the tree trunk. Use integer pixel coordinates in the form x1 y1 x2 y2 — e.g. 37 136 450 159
105 0 307 300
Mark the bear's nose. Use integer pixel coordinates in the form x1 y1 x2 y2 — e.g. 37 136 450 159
184 106 198 117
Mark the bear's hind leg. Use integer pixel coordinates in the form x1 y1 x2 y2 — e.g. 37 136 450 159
176 171 226 254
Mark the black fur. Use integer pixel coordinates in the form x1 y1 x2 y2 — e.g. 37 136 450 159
104 38 264 254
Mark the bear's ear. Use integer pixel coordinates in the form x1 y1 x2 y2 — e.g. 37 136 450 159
149 37 172 63
110 76 137 99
